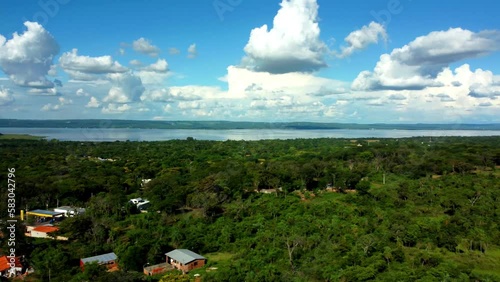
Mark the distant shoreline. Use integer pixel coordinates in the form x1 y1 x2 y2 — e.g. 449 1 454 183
0 133 45 140
1 119 499 131
1 128 499 142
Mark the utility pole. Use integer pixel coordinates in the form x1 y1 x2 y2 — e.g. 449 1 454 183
383 173 386 185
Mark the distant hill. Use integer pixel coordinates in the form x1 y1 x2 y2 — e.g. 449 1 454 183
0 119 499 130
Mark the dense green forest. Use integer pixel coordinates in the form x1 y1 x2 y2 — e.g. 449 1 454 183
1 119 499 130
0 137 499 281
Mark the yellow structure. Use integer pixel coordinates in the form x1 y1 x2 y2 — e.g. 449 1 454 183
25 209 64 218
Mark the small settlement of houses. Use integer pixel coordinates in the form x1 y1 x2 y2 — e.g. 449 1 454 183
1 195 169 279
0 206 85 278
79 249 206 275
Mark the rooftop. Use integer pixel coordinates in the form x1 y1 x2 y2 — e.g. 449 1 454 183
33 226 59 233
81 252 117 264
0 256 21 272
26 209 64 217
54 206 86 213
54 206 73 210
166 249 205 265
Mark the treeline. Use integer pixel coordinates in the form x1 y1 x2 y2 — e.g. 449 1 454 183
1 119 500 130
0 137 499 281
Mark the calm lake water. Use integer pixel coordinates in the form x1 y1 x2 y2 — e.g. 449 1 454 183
1 127 500 142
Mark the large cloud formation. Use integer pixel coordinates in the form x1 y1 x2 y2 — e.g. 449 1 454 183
352 28 500 91
103 73 145 104
0 22 59 88
243 0 327 74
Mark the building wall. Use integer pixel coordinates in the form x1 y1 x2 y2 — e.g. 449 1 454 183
30 231 50 238
168 259 205 273
105 260 118 271
25 231 67 240
143 263 170 275
187 259 205 272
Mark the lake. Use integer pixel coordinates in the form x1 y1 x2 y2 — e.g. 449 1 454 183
1 127 500 142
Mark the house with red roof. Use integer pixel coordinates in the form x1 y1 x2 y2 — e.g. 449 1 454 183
0 256 23 277
25 225 68 240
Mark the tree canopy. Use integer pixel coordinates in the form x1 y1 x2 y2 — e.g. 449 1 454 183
0 136 499 281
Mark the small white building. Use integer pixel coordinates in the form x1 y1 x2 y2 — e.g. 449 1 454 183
53 206 85 217
25 225 68 240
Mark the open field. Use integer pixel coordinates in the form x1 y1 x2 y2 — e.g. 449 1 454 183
0 134 44 140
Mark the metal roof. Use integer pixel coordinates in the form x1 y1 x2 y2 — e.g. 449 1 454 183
165 249 205 265
26 209 64 217
54 206 86 213
54 206 73 211
81 252 117 264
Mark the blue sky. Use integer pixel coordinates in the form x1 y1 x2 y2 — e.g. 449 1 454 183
0 0 499 123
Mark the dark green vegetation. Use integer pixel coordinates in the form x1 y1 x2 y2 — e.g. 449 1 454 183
1 119 499 130
0 137 499 281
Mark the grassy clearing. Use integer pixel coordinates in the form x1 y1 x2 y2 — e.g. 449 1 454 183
204 252 236 262
187 252 236 278
313 190 346 202
473 166 500 178
177 208 205 221
443 248 500 279
0 134 44 140
471 248 500 278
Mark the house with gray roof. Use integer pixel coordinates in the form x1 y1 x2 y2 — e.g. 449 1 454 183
80 252 118 271
165 249 206 273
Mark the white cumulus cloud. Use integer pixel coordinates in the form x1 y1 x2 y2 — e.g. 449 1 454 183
103 73 145 104
41 103 60 111
0 87 14 106
226 66 348 99
338 22 387 58
59 49 128 80
76 88 89 97
86 96 101 108
142 58 169 73
132 38 160 57
0 22 59 88
243 0 328 73
352 28 500 91
102 103 131 114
